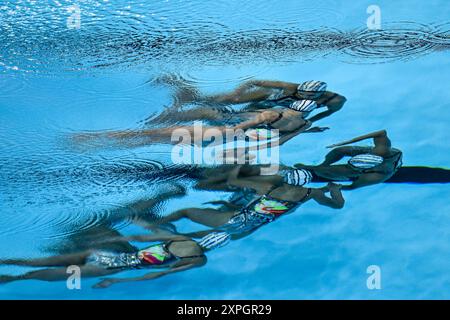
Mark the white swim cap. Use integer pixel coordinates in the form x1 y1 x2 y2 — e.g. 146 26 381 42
198 232 231 250
289 99 318 113
283 168 313 186
297 80 328 94
348 154 384 169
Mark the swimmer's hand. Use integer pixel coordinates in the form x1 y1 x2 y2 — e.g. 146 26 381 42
93 278 116 289
326 143 342 148
305 126 329 133
320 182 342 192
327 182 342 190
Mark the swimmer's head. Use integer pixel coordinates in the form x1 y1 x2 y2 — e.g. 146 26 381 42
296 80 327 99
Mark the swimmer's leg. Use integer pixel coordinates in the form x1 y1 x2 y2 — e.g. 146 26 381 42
155 75 272 106
0 266 117 284
158 208 236 228
146 107 228 126
73 127 184 148
204 84 275 105
0 251 93 267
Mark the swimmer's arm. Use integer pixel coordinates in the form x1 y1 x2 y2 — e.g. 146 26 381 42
310 183 345 209
93 261 203 288
327 130 389 148
307 92 347 122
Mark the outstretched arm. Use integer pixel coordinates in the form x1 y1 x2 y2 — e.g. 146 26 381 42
93 259 204 288
208 80 298 105
327 130 392 157
319 146 371 166
310 183 345 209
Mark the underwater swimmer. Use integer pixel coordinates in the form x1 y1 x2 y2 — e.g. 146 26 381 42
0 230 230 289
74 80 340 149
148 78 346 126
156 166 344 239
295 130 403 190
74 103 328 149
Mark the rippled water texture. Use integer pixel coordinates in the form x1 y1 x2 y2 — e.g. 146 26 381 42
1 1 449 74
1 0 450 299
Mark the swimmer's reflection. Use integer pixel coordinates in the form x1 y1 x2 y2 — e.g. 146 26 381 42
73 79 343 149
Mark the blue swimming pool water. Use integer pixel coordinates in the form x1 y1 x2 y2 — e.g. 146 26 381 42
1 0 449 299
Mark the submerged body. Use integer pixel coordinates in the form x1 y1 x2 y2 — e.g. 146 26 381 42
295 130 403 189
75 80 343 149
158 166 345 239
0 231 230 288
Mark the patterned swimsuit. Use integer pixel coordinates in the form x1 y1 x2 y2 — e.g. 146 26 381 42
87 240 203 270
221 188 312 234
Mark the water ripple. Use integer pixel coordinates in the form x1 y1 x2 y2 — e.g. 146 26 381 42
1 1 448 73
339 22 448 63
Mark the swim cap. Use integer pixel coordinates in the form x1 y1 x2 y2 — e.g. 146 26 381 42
289 99 317 113
283 168 313 186
348 154 384 169
198 232 231 250
297 81 327 98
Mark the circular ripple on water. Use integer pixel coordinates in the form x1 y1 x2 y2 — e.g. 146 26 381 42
0 0 345 73
339 22 442 64
84 156 166 187
0 153 177 239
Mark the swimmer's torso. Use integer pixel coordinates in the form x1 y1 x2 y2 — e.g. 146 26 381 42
87 240 203 270
221 184 312 234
